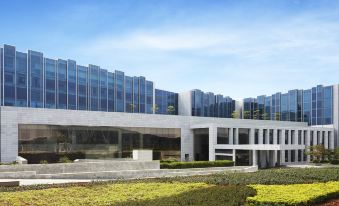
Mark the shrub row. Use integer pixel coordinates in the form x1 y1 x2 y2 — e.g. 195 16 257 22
330 159 339 165
151 167 339 185
247 181 339 206
160 160 234 169
0 182 255 206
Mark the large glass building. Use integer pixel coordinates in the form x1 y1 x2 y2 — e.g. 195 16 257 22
0 43 338 166
0 44 166 114
191 89 235 118
242 85 333 126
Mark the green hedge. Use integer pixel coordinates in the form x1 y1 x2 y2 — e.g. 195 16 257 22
247 181 339 206
160 160 234 169
330 159 339 165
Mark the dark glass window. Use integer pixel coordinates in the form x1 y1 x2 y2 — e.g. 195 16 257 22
99 69 107 111
146 81 153 114
29 50 43 108
18 124 181 163
125 76 133 112
115 70 124 112
239 128 250 144
4 45 16 106
217 128 229 144
67 60 77 110
77 66 88 110
57 59 67 109
89 65 99 111
139 77 146 113
107 72 114 112
155 89 178 115
133 77 140 113
16 51 28 107
44 58 56 108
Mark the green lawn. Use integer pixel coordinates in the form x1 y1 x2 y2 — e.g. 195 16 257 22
0 167 338 206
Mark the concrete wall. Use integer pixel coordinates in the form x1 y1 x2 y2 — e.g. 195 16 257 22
0 106 335 164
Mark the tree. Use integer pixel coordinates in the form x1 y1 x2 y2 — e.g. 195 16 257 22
167 105 175 115
253 109 260 120
243 111 251 119
231 111 239 118
275 112 281 121
129 104 136 112
152 104 159 114
262 113 269 120
305 144 327 162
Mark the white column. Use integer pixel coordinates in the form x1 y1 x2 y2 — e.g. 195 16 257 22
324 131 329 149
234 128 239 145
232 149 236 162
181 128 194 161
288 130 291 145
306 130 311 162
319 131 323 145
280 150 285 164
281 129 286 146
252 150 257 166
229 128 234 145
250 128 255 145
273 129 278 145
295 150 298 163
294 130 298 145
273 150 277 166
208 126 217 161
313 131 317 146
329 131 335 149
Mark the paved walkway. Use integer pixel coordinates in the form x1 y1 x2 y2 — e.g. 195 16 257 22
0 179 94 186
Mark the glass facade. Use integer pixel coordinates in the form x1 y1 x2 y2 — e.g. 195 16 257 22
115 70 124 112
125 76 133 112
89 65 99 111
18 124 180 163
243 85 333 125
67 60 77 110
99 69 107 111
146 81 154 114
155 89 178 115
44 58 56 108
107 72 115 112
191 89 235 118
28 50 43 108
16 51 28 107
57 59 67 109
3 45 16 106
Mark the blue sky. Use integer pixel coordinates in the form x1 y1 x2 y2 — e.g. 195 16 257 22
1 0 339 99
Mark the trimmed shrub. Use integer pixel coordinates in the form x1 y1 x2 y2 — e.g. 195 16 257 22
39 160 48 164
0 182 255 206
330 159 339 165
58 156 72 163
247 181 339 206
160 160 234 169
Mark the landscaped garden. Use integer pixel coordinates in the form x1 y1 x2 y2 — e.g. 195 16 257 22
0 167 338 205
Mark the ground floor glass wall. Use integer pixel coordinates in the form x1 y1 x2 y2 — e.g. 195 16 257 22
18 125 181 163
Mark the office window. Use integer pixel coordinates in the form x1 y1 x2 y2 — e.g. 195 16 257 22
239 128 250 144
277 130 281 144
115 70 124 112
291 130 295 144
89 65 99 111
57 59 67 109
217 128 229 144
139 77 146 113
269 129 274 144
125 76 133 112
3 45 16 106
16 51 27 107
263 129 267 144
28 50 43 108
146 81 153 114
107 72 114 112
99 69 108 111
44 58 56 108
285 130 289 144
67 60 77 110
255 129 259 144
77 66 88 110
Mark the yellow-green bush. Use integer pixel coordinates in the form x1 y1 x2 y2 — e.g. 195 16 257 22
0 182 254 206
247 181 339 206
